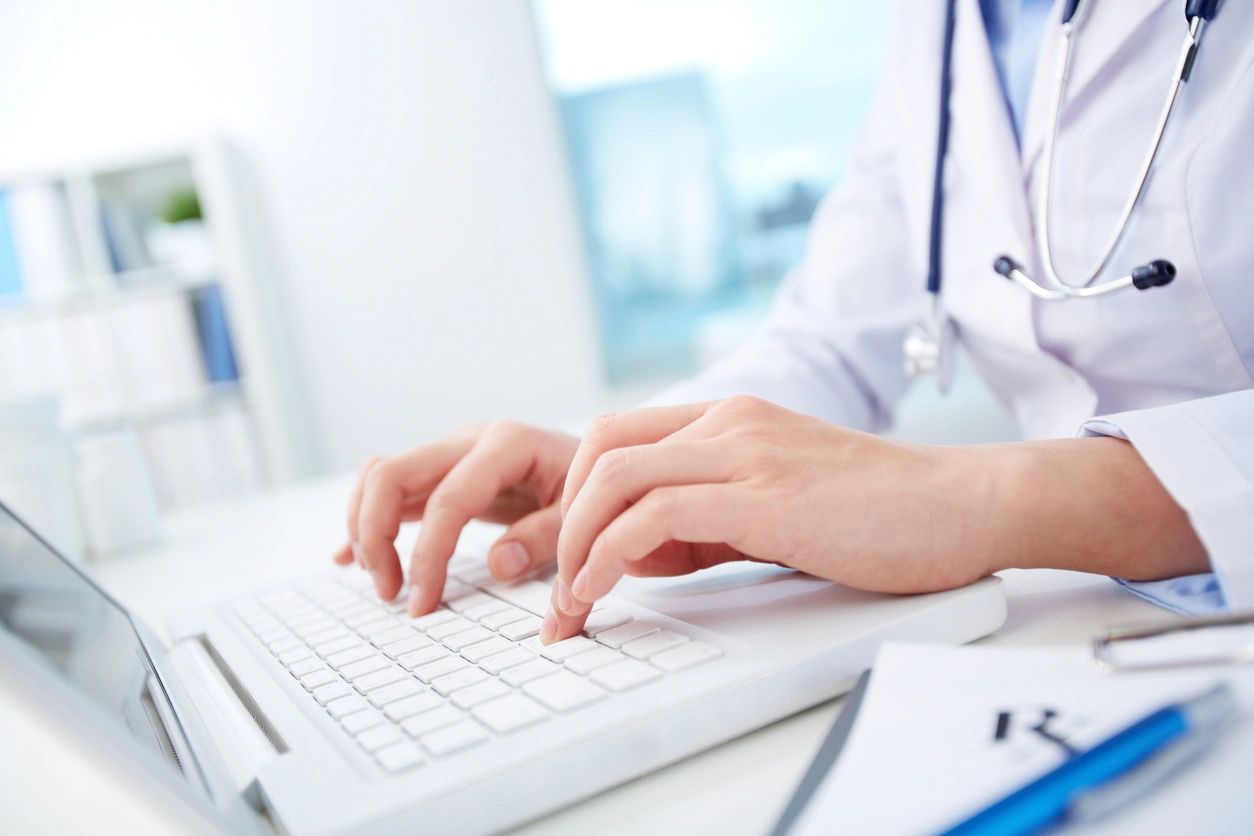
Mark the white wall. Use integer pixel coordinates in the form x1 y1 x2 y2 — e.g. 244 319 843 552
0 0 609 473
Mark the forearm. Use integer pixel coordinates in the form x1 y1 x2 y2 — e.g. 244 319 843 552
973 437 1210 580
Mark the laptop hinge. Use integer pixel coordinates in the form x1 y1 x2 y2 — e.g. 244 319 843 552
167 636 285 809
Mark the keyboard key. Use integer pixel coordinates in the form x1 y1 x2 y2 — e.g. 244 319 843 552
278 646 314 667
420 720 487 756
501 658 560 686
284 610 329 631
427 617 475 640
461 636 513 663
268 636 303 654
352 666 407 691
327 599 374 619
463 598 510 622
381 634 434 659
540 636 596 662
481 606 531 630
367 678 425 707
341 709 385 735
304 626 350 646
590 659 662 692
472 693 549 733
353 616 397 637
290 658 326 677
257 625 291 642
398 645 451 670
384 692 444 722
326 645 376 669
480 647 535 674
326 694 369 718
293 620 339 640
316 636 363 658
447 592 497 614
345 608 390 628
449 679 509 709
581 609 632 637
410 609 459 631
450 560 494 586
621 630 689 660
312 681 354 704
523 672 606 712
401 706 462 738
565 646 625 675
441 579 476 603
498 616 542 641
596 621 660 649
300 669 339 690
340 655 390 680
357 724 405 752
370 625 419 647
443 626 494 651
375 740 425 773
651 641 722 672
480 579 552 617
431 667 488 695
414 656 468 683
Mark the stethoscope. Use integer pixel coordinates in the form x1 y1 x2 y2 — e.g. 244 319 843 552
904 0 1222 380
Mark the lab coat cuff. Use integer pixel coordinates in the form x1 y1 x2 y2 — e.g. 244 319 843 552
1081 412 1254 613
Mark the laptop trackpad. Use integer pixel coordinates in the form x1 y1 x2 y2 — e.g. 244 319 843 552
612 563 910 646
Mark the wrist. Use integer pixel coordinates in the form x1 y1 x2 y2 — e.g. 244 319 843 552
934 441 1038 578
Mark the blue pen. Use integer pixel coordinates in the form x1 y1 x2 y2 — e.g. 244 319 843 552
939 683 1238 836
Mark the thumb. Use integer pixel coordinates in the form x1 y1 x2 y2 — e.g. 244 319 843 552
487 504 562 582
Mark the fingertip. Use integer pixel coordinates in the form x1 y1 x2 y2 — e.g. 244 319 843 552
372 568 403 602
539 609 558 644
331 544 354 565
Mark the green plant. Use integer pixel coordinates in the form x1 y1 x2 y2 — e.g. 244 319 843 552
159 187 202 224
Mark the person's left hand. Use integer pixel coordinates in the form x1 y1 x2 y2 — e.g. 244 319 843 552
541 396 1000 643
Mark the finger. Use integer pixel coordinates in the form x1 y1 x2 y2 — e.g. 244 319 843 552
407 423 558 614
342 456 382 564
562 403 712 517
355 437 477 597
545 484 744 642
555 440 731 607
332 543 354 565
488 505 562 581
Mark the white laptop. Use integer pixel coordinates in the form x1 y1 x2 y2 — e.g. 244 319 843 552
0 497 1005 835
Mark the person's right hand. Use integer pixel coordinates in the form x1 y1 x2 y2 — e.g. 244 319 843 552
331 421 580 616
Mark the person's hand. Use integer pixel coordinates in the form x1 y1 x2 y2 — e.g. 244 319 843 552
542 396 999 642
333 422 579 615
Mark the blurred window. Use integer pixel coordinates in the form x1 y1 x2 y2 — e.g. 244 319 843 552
532 0 890 382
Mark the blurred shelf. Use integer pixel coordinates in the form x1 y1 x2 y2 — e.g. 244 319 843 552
61 380 246 433
0 265 218 322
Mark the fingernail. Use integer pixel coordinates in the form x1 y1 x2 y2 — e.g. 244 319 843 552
556 577 573 614
540 609 557 644
407 584 422 617
571 567 590 601
352 542 365 568
370 568 389 599
492 541 530 579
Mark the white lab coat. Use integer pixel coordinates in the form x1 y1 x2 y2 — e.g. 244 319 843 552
656 0 1254 611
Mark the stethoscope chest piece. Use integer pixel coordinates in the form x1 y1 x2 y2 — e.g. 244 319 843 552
902 300 956 393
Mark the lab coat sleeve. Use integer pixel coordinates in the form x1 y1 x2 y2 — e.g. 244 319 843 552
647 16 923 432
1080 389 1254 614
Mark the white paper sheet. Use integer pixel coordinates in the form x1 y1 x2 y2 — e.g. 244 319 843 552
791 642 1254 835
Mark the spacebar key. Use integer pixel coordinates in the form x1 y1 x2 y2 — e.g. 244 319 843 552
481 580 553 617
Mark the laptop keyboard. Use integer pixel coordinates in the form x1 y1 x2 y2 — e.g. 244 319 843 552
229 566 721 774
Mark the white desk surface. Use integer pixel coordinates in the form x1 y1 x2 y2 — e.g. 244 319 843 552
0 475 1170 835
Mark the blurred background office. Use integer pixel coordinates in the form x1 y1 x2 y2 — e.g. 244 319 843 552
0 0 1014 564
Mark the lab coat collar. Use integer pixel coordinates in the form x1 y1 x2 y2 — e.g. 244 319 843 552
1021 0 1174 171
